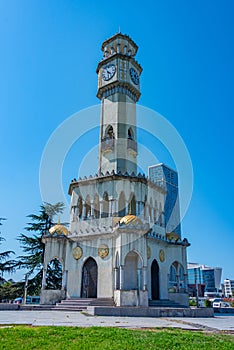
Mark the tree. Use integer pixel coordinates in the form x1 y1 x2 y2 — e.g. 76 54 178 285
0 281 24 302
0 218 15 277
204 299 212 308
46 258 63 290
17 202 65 295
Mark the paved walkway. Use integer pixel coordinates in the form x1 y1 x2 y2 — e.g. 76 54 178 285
0 310 234 332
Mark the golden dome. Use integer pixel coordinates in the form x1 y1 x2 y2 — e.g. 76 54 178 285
119 215 143 226
166 232 180 241
49 217 68 236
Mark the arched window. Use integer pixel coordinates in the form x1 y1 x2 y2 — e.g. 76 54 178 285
78 196 83 219
128 127 134 140
94 194 100 219
149 198 153 222
144 195 147 220
128 193 136 215
102 192 109 218
154 201 158 224
46 258 63 290
85 195 91 219
124 251 142 290
114 252 120 290
168 264 177 292
158 203 163 226
105 125 114 139
168 261 185 293
179 265 185 292
118 191 126 217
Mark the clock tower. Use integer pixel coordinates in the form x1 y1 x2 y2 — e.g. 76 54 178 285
96 33 142 175
41 33 190 311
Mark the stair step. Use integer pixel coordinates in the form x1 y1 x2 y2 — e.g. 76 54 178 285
54 307 87 311
149 300 185 308
54 298 115 311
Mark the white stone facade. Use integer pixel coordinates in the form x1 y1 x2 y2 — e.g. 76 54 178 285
41 33 190 307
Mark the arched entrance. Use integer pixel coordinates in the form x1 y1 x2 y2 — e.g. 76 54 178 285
151 259 160 300
45 258 63 290
124 251 142 290
81 257 98 298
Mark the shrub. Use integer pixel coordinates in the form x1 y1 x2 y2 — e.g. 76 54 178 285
189 299 197 307
204 299 211 308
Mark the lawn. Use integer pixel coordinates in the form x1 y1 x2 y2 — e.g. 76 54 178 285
0 326 233 350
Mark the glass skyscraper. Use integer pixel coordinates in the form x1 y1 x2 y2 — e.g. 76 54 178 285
187 263 222 296
148 163 181 235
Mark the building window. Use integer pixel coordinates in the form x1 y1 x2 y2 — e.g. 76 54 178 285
94 194 100 219
105 125 114 139
78 196 83 219
102 192 109 218
128 127 134 140
128 194 136 215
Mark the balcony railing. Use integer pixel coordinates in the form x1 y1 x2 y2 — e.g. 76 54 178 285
101 137 115 152
127 139 137 153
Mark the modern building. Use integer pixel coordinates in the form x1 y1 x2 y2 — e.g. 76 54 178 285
41 33 190 308
187 262 222 297
149 164 181 235
224 279 234 298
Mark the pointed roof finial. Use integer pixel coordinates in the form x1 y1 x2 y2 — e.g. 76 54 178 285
49 216 68 236
118 26 121 33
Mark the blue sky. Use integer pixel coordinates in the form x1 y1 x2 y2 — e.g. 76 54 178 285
0 1 234 282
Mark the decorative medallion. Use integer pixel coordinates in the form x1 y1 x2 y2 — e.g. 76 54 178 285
72 246 83 260
159 249 165 262
98 244 109 259
147 245 151 259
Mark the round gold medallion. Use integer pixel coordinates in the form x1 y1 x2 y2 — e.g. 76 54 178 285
159 249 165 262
72 246 83 260
98 244 109 259
147 245 151 259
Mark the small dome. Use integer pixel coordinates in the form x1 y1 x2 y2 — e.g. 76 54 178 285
166 232 179 241
119 215 143 226
49 218 68 236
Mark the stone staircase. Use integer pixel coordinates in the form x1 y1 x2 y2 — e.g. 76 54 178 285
149 299 186 308
54 298 185 311
54 298 115 311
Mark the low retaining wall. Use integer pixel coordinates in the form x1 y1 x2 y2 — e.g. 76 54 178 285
168 293 189 307
0 303 20 311
114 290 148 307
87 306 214 318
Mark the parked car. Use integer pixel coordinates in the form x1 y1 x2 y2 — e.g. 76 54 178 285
14 297 23 304
213 301 230 308
27 296 40 304
14 296 40 304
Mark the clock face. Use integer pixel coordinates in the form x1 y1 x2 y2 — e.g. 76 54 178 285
102 64 116 81
129 67 139 85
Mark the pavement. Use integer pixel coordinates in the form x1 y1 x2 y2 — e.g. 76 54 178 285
0 310 234 333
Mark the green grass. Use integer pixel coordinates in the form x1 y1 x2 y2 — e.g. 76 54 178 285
0 326 233 350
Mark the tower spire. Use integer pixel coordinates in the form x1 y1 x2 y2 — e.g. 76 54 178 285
96 33 142 175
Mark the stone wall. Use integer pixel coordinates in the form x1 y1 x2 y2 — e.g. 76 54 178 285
114 290 148 306
40 290 66 305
